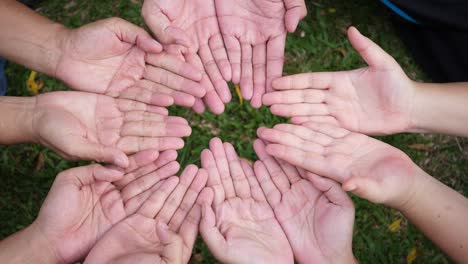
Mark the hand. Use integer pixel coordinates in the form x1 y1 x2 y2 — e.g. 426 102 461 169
264 27 415 135
33 91 191 167
56 17 206 108
142 0 231 114
283 0 307 32
31 151 180 263
215 0 288 108
254 139 356 264
199 138 294 264
85 165 208 264
257 123 418 208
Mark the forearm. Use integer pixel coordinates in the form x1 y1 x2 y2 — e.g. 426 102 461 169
0 96 37 144
409 82 468 137
0 224 61 264
398 167 468 262
0 0 68 77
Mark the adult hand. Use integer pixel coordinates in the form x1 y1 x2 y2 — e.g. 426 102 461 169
257 123 418 208
31 151 179 263
254 139 356 264
142 0 231 114
33 91 191 167
56 17 205 108
215 0 287 108
85 165 208 264
199 138 294 263
264 27 415 135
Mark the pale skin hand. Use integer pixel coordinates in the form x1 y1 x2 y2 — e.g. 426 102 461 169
85 166 208 264
32 91 191 167
199 138 294 264
56 17 206 108
253 139 356 264
31 151 180 263
257 123 418 209
142 0 231 114
215 0 288 108
264 27 415 135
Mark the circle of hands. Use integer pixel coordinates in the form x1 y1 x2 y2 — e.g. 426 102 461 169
32 0 422 263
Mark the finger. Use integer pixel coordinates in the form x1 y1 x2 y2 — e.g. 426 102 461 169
115 150 177 188
58 164 124 187
270 103 329 117
272 123 333 146
266 34 286 93
348 26 397 70
108 17 163 53
117 137 185 153
209 34 232 81
117 99 168 115
124 111 187 125
284 0 308 32
157 221 184 264
240 43 253 100
124 178 170 215
120 121 191 138
145 53 203 82
275 158 302 184
210 138 236 199
124 149 160 173
302 122 350 139
224 143 251 198
272 72 333 90
262 89 325 105
291 116 339 127
240 159 266 202
199 44 232 103
138 176 179 218
201 149 225 206
253 139 290 193
223 35 241 84
257 127 325 153
311 174 355 208
136 79 196 107
169 169 208 231
253 161 281 207
121 161 180 202
192 98 206 114
74 138 129 168
157 165 198 223
178 197 202 262
251 43 266 108
144 66 206 98
119 86 174 107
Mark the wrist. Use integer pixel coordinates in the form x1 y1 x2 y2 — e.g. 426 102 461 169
393 164 429 213
47 24 71 79
27 222 64 264
0 96 37 144
406 81 429 134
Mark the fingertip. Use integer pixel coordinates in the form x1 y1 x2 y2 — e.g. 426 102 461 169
343 180 357 192
114 152 130 168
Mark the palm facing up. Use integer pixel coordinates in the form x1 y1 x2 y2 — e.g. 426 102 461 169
258 123 417 208
265 27 415 135
254 139 355 263
34 91 190 167
215 0 287 107
200 138 293 263
56 17 204 107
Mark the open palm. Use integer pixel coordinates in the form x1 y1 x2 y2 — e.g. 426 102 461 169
265 27 415 135
254 139 355 263
200 138 293 263
33 91 190 167
215 0 287 107
56 17 204 107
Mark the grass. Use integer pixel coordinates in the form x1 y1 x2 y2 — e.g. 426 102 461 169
1 0 467 263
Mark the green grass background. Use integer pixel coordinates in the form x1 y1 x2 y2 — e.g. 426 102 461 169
1 0 467 263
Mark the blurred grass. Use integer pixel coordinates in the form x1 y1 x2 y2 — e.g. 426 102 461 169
1 0 467 263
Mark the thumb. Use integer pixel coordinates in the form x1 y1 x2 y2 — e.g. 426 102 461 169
348 26 398 70
157 221 183 264
74 138 129 168
107 17 163 53
343 176 385 204
284 0 307 32
59 164 124 188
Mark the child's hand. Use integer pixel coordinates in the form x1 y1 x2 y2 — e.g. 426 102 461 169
257 123 419 209
263 27 415 135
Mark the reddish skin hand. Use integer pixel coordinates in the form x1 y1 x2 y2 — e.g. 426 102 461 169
85 167 208 264
257 123 418 208
265 27 415 135
142 0 231 114
56 17 205 108
33 91 191 167
215 0 287 108
199 138 294 264
32 152 175 263
254 139 356 264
